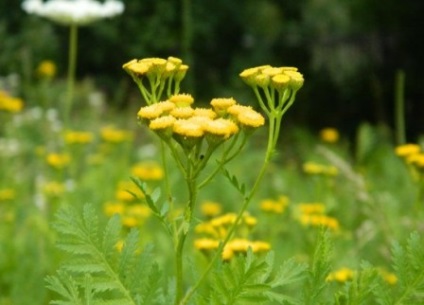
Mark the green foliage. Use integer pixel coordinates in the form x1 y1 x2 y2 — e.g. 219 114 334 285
302 230 333 305
46 204 168 305
333 262 380 305
199 251 307 305
374 232 424 305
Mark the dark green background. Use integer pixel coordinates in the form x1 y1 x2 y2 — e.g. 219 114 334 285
1 0 423 138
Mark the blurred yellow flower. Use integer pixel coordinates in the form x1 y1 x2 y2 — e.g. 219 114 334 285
100 126 133 143
37 60 57 78
64 130 94 144
131 161 164 181
395 143 421 157
46 153 71 169
0 91 24 113
326 267 355 282
200 201 222 217
298 203 326 215
0 189 15 201
194 238 220 251
303 161 338 176
319 127 339 143
260 196 289 214
104 202 125 217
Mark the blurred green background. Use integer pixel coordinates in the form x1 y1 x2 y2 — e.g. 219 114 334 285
1 0 423 138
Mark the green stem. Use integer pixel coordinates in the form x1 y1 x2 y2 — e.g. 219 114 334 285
65 23 78 126
395 70 406 145
179 124 276 305
174 171 197 305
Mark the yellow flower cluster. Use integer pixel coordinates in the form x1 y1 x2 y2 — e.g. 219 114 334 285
326 267 355 282
64 130 94 144
303 161 338 176
194 210 270 260
395 143 424 168
194 237 270 261
319 127 340 144
395 143 424 181
123 57 189 83
0 90 24 113
104 180 150 228
131 161 164 181
260 195 289 214
239 65 304 92
137 94 264 145
298 202 340 231
195 212 257 239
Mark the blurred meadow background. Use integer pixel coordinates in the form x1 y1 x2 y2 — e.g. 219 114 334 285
1 0 424 304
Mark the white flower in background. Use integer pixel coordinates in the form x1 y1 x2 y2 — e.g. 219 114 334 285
22 0 124 26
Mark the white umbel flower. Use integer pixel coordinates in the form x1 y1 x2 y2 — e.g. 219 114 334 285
22 0 124 26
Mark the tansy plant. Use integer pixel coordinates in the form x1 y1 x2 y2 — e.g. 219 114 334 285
46 58 306 305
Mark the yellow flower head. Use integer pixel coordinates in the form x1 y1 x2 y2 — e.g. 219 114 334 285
140 57 167 76
271 74 290 91
210 98 237 113
193 107 217 119
320 128 340 143
173 119 204 138
123 59 150 75
174 64 189 82
239 67 260 86
131 161 164 181
204 118 239 139
395 143 421 158
284 70 304 90
137 104 164 120
262 67 283 77
37 60 57 78
149 115 176 131
156 100 176 112
237 108 265 128
170 106 194 119
169 94 194 107
254 74 270 88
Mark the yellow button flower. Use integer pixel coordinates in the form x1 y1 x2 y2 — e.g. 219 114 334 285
319 127 339 143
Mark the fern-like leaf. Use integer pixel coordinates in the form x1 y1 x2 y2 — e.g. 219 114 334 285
46 203 165 305
382 232 424 305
